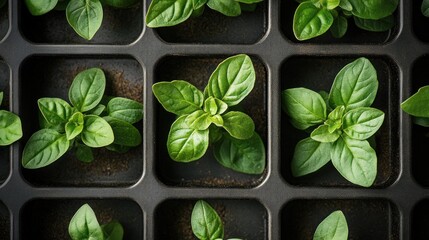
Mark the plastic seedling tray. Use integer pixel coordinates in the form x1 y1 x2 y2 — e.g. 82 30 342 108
0 0 428 239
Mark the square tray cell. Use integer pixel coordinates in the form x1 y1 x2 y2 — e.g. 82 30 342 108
152 0 267 44
281 1 400 44
282 199 399 240
19 56 143 187
154 56 267 187
0 201 9 240
413 0 429 42
0 60 10 184
280 56 400 187
409 56 429 187
0 1 8 41
20 199 143 240
19 2 143 44
154 199 267 240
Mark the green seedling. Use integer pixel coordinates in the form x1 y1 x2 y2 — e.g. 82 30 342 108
69 204 124 240
146 0 264 28
24 0 139 40
282 57 384 187
22 68 143 169
152 54 265 174
0 91 23 146
313 210 348 240
191 200 242 240
401 85 429 128
292 0 399 40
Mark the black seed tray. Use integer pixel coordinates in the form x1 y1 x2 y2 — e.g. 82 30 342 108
0 0 426 239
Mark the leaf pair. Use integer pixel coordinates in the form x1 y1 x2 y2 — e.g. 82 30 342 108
69 204 124 240
293 0 398 40
146 0 263 28
282 58 384 187
152 54 265 175
0 92 23 146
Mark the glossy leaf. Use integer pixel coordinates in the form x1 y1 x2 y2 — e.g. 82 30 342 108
81 115 114 148
330 15 348 38
342 107 384 140
325 105 345 133
88 104 106 116
185 110 212 130
107 97 143 124
282 88 327 130
0 110 23 146
313 0 340 9
38 98 74 128
167 116 209 162
293 2 334 40
65 112 84 140
313 210 348 240
331 136 377 187
204 97 228 116
68 204 104 240
152 80 204 116
329 57 378 110
207 0 241 17
339 0 352 11
146 0 194 27
210 115 224 127
291 137 332 177
354 15 394 32
25 0 58 15
104 116 142 147
102 220 124 240
66 0 103 40
348 0 398 20
222 111 255 140
69 68 106 112
192 200 224 240
422 0 429 17
22 129 69 169
401 86 429 117
214 133 265 174
75 143 94 163
206 54 255 106
102 0 139 8
311 125 341 143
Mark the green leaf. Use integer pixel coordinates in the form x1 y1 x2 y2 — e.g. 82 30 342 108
81 115 114 148
185 110 212 130
293 2 334 40
0 110 23 146
414 117 429 127
191 4 205 17
167 115 209 162
210 115 224 127
222 111 255 140
348 0 398 20
146 0 194 27
75 143 94 163
354 15 394 32
401 86 429 117
204 97 228 116
313 210 348 240
107 97 143 124
313 0 340 10
311 125 341 142
342 107 384 140
193 0 207 9
65 112 84 140
282 88 327 130
209 125 223 143
325 105 345 133
339 0 352 11
69 68 106 112
104 116 142 147
214 133 265 174
331 136 377 187
207 0 241 16
22 129 69 169
206 54 255 106
291 137 332 177
102 0 139 8
152 80 204 116
68 204 104 240
88 104 106 116
66 0 103 40
423 0 429 17
330 15 348 38
0 92 3 106
192 200 224 240
102 220 124 240
329 57 378 110
38 98 74 129
25 0 58 15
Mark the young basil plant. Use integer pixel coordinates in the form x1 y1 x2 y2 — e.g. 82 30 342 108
146 0 264 28
191 200 242 240
22 68 143 169
24 0 139 40
282 57 384 187
152 54 265 175
68 203 124 240
0 91 23 146
313 210 348 240
292 0 398 40
401 85 429 127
